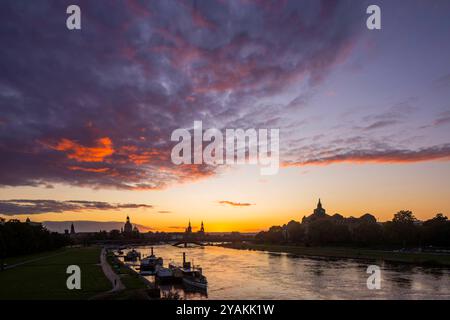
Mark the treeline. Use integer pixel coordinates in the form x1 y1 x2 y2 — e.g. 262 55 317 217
0 219 71 259
256 211 450 248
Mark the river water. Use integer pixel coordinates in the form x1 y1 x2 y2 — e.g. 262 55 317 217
123 244 450 300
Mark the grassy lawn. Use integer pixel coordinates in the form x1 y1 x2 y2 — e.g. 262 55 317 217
106 252 147 290
221 243 450 266
0 246 111 300
3 248 69 266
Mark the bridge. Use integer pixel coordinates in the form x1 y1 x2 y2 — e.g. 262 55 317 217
172 240 205 247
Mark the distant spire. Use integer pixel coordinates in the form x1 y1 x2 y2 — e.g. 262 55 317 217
70 222 75 234
317 198 322 209
186 219 192 234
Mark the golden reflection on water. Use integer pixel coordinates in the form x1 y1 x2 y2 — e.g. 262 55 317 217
123 245 450 300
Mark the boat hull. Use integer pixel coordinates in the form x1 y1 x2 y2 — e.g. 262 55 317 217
182 277 208 290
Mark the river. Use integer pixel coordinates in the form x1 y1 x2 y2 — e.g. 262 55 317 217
122 244 450 299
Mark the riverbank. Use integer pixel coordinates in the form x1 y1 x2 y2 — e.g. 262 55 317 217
95 250 157 300
220 243 450 266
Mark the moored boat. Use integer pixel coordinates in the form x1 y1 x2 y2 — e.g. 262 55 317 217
124 249 140 261
181 268 208 290
170 252 208 290
155 267 177 283
140 247 163 274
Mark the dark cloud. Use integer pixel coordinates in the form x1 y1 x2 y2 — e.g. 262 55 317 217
363 120 399 131
284 143 450 167
0 0 367 189
218 200 254 207
0 199 153 216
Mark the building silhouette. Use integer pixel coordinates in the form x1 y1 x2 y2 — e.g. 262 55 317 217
300 198 377 227
123 216 133 234
302 198 330 223
185 220 192 234
198 221 205 236
183 220 206 240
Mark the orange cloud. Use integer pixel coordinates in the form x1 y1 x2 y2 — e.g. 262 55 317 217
128 150 167 165
117 145 169 165
68 166 110 173
51 137 114 162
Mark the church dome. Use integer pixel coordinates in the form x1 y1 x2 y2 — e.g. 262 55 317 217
124 216 133 233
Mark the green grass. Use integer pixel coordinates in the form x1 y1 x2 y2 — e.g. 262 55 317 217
221 243 450 266
0 246 111 300
3 247 68 266
106 252 147 290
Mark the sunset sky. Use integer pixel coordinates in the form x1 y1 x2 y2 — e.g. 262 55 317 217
1 0 450 232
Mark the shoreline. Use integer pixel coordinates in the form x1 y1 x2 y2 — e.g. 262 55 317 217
219 242 450 267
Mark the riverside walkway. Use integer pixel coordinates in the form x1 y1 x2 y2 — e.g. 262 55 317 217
100 248 125 292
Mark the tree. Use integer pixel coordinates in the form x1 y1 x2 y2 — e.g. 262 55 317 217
255 226 285 243
422 213 450 246
385 210 420 247
0 220 70 259
307 219 351 246
426 213 447 224
352 222 382 246
254 209 450 249
393 210 416 224
286 220 304 243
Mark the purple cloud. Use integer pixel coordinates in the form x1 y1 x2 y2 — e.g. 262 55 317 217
0 199 153 216
0 0 371 189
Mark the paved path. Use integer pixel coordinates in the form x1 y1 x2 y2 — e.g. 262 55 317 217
100 248 125 292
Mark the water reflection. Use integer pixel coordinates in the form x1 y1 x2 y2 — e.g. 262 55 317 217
121 245 450 300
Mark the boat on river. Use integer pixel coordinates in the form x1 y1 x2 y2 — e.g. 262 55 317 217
181 267 207 290
140 247 163 274
124 249 140 262
155 267 177 283
169 252 207 291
